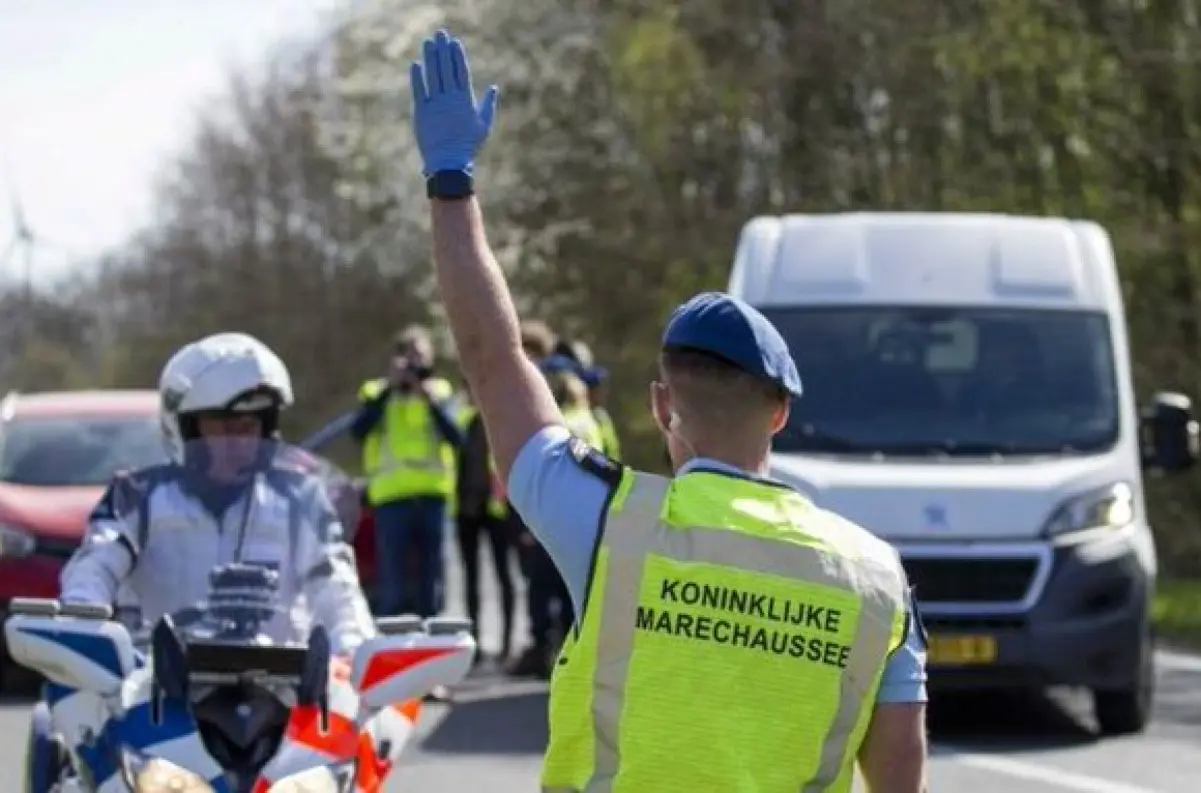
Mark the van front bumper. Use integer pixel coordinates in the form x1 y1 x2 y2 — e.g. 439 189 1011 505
904 531 1152 692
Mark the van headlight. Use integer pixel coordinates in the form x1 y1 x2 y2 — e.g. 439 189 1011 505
270 762 357 792
1042 482 1135 538
122 750 214 792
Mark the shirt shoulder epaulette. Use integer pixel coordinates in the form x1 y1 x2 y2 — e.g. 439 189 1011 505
567 435 623 488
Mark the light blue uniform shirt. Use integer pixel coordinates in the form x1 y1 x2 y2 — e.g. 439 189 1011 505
507 425 928 704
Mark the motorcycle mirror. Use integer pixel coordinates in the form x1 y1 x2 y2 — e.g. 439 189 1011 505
150 615 190 724
298 624 332 732
350 622 476 712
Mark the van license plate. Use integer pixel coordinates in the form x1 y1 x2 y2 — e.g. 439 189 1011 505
928 635 997 666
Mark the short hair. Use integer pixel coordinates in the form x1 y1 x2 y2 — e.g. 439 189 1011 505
520 320 556 359
660 347 787 429
547 370 589 410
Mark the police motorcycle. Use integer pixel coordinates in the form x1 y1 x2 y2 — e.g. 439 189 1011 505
11 565 474 793
8 437 475 793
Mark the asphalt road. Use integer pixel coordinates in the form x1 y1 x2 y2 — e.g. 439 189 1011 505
3 539 1199 792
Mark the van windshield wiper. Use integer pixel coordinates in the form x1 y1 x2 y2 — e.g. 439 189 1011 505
872 441 1015 456
873 440 1088 456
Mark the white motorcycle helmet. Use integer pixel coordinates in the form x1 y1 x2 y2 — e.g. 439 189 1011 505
158 332 295 466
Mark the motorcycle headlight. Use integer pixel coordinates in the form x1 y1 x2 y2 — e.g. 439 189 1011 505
1042 482 1135 539
122 750 215 793
270 761 357 793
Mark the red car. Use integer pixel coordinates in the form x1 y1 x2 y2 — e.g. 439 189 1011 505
0 390 163 667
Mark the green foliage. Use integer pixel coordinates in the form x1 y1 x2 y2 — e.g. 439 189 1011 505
1154 578 1201 649
17 0 1201 577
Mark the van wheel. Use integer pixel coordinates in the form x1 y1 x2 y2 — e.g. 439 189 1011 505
1093 633 1154 736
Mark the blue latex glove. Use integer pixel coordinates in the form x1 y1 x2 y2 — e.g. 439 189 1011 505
409 29 499 177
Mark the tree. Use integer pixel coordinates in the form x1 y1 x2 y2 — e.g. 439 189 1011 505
0 288 98 392
324 0 1201 571
82 38 435 436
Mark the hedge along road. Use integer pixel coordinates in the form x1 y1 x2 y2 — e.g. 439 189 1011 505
0 540 1198 792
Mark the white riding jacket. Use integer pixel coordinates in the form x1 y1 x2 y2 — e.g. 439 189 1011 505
60 461 376 656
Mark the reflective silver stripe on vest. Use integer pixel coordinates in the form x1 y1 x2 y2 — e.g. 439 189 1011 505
561 472 906 793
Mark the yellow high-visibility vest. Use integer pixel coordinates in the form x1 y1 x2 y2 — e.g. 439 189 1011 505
358 377 456 505
542 467 909 793
592 406 621 460
563 405 604 452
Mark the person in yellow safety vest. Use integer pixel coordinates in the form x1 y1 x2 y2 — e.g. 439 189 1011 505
349 324 464 624
454 392 516 663
552 339 622 460
542 360 605 449
580 366 620 459
507 361 605 679
408 28 929 793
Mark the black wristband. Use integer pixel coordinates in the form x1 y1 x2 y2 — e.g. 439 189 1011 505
427 169 474 200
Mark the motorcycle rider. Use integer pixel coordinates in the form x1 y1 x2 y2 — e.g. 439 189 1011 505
27 332 375 792
60 331 374 646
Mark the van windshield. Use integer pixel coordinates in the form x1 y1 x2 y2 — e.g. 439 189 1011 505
761 306 1121 457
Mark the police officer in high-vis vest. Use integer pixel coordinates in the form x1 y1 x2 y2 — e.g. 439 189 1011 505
408 29 929 793
350 324 463 620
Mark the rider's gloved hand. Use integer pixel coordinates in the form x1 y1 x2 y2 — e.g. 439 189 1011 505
409 29 499 176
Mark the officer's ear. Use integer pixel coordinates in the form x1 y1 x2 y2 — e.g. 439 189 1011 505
649 381 672 435
769 395 791 435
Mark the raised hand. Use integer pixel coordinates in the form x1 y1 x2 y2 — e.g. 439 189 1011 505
409 29 499 177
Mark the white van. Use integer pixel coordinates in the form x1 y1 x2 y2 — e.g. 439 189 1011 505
728 212 1199 735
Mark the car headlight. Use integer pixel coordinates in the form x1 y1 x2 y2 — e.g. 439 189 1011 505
270 761 357 793
1042 482 1135 538
122 750 215 793
0 524 35 559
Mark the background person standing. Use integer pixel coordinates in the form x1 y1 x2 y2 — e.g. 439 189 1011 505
350 325 463 619
554 338 621 459
454 385 516 664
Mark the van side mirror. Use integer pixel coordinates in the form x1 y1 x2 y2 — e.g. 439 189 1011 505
1140 391 1199 473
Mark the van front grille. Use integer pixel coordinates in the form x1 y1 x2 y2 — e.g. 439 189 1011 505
901 557 1038 604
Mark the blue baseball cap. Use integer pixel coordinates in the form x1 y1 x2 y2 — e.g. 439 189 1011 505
542 352 608 388
579 365 608 388
539 354 580 375
662 291 803 397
